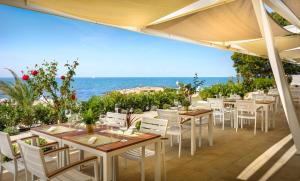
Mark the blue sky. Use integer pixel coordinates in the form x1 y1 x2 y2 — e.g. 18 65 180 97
0 5 235 77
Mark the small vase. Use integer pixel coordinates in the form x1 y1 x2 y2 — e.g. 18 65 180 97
86 124 94 134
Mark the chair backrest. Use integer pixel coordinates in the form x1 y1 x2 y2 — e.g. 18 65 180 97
140 117 168 137
17 140 48 179
229 94 241 100
236 100 256 112
104 112 126 127
157 109 180 127
253 94 275 101
0 131 15 159
207 98 224 110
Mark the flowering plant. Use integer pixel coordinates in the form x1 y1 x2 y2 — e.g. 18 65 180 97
24 60 79 123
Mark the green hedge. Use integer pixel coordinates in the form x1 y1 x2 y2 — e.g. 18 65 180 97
200 78 275 100
81 88 178 120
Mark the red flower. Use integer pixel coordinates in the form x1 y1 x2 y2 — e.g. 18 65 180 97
70 94 76 100
60 75 65 80
22 74 29 81
31 70 38 76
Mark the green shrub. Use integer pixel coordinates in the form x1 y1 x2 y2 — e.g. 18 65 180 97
162 104 171 109
133 108 143 114
33 104 56 125
3 126 19 136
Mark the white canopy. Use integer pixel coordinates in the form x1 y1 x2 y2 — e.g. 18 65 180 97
1 0 299 61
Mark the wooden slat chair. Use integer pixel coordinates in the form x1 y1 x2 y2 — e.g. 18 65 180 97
121 117 168 181
17 140 99 181
157 109 190 158
0 132 58 181
236 100 264 135
101 112 127 128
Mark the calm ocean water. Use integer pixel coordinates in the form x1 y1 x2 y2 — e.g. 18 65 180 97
0 77 232 101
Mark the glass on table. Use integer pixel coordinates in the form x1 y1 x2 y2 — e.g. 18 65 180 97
119 126 128 142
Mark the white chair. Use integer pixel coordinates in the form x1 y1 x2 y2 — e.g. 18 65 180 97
208 98 233 130
17 140 99 181
228 94 241 100
0 132 58 181
100 112 127 128
236 100 264 135
157 109 191 158
121 117 168 181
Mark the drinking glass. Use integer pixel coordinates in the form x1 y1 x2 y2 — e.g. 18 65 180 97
120 126 128 142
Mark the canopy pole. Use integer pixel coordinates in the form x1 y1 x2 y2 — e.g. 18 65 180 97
252 0 300 154
267 0 300 30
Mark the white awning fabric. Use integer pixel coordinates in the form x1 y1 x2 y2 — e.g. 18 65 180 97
146 0 289 42
0 0 299 61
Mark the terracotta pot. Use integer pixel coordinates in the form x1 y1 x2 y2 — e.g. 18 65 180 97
86 124 94 134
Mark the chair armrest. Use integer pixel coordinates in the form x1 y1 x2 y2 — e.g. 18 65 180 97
39 142 59 150
11 135 39 144
256 106 263 111
44 146 69 156
47 156 98 179
180 118 191 124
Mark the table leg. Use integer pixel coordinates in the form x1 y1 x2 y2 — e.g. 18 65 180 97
191 117 196 155
208 113 214 146
198 117 202 148
154 140 161 181
265 105 269 133
103 155 112 181
112 156 119 181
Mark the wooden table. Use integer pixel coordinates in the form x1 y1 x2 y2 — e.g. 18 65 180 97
31 125 162 181
179 109 213 156
223 99 275 132
255 100 276 132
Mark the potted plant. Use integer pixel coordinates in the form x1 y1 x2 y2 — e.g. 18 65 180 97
177 73 204 112
81 108 96 133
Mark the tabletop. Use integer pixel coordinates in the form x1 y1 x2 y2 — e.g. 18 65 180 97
179 109 212 116
31 124 160 153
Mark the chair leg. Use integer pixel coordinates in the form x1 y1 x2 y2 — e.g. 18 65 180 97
124 158 128 168
241 118 244 129
198 124 202 148
254 118 257 135
14 172 18 181
178 134 182 158
0 165 3 181
222 114 225 130
140 147 145 181
170 135 173 147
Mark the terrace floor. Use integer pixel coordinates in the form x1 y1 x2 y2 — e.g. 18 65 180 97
3 106 299 181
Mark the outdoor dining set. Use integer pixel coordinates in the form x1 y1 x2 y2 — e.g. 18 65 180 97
0 89 282 181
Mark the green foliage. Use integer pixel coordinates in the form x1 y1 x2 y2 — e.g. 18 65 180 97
177 73 204 106
251 78 275 91
270 12 290 26
0 69 35 107
26 60 79 123
81 89 179 118
162 104 171 110
81 108 96 125
200 78 274 100
3 126 19 136
231 52 300 83
133 108 143 114
33 104 56 125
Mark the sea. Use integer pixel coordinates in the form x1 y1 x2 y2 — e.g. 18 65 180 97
0 77 233 101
